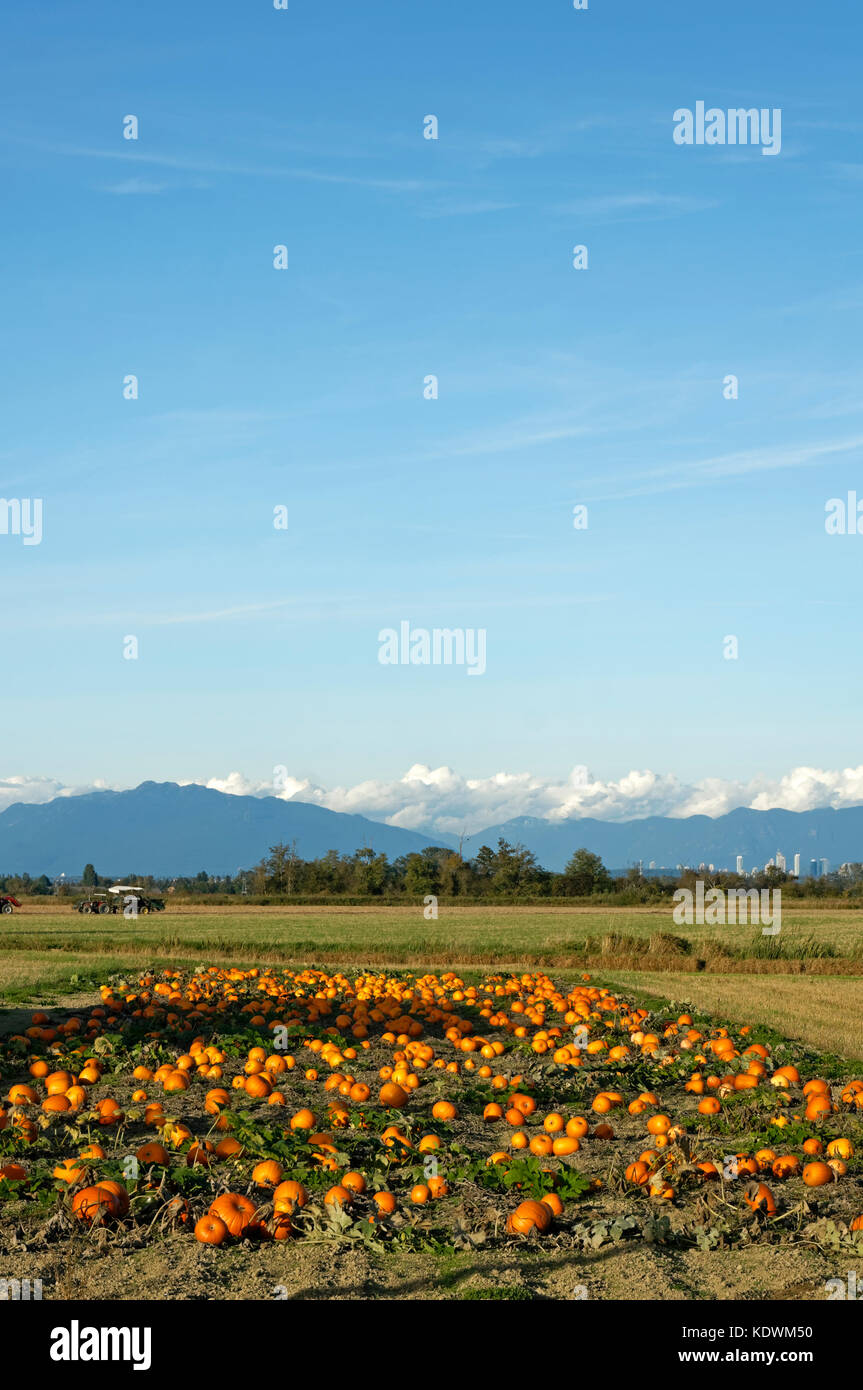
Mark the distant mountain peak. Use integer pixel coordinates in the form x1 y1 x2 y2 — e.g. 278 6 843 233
0 780 455 877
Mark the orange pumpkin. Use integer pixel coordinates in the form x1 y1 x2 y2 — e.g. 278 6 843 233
743 1182 777 1215
274 1180 308 1213
195 1214 228 1245
209 1192 256 1237
507 1199 552 1235
802 1161 834 1188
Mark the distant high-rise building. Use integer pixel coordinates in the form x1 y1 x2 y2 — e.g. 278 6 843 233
776 852 786 872
765 858 775 871
736 855 744 874
793 852 801 878
810 858 819 878
820 857 830 876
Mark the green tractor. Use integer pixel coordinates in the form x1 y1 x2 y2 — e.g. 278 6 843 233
76 885 165 916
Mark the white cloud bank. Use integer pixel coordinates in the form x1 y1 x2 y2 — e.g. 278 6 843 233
0 777 116 814
4 765 863 837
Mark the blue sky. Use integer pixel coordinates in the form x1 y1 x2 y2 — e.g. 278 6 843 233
1 0 862 831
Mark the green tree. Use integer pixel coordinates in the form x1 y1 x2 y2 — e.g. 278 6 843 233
303 849 343 894
352 846 389 895
473 845 496 880
564 848 612 896
437 851 468 897
490 838 544 894
267 842 291 893
82 863 98 887
284 840 300 895
404 849 442 897
252 857 268 895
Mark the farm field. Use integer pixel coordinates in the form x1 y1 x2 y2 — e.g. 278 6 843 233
603 973 863 1067
0 900 862 999
1 935 863 1302
0 900 861 1065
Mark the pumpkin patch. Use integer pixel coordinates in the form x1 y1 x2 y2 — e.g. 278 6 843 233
0 964 861 1300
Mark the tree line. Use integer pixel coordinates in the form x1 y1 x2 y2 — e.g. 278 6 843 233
3 844 863 902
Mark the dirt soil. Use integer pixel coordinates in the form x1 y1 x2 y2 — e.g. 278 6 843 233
0 995 100 1037
0 1200 837 1301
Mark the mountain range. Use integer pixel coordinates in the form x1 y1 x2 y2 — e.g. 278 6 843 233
461 806 862 873
1 781 862 877
0 782 444 878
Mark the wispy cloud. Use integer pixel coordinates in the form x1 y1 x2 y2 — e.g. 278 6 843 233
424 417 598 460
579 435 863 503
0 587 614 635
128 599 299 627
101 177 171 195
471 117 625 163
555 192 719 219
7 136 441 194
775 283 863 317
797 118 863 134
419 198 520 219
475 137 554 160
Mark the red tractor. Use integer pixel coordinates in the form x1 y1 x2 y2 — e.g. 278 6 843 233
0 894 21 914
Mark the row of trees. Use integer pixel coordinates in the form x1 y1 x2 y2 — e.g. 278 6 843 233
3 845 861 902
